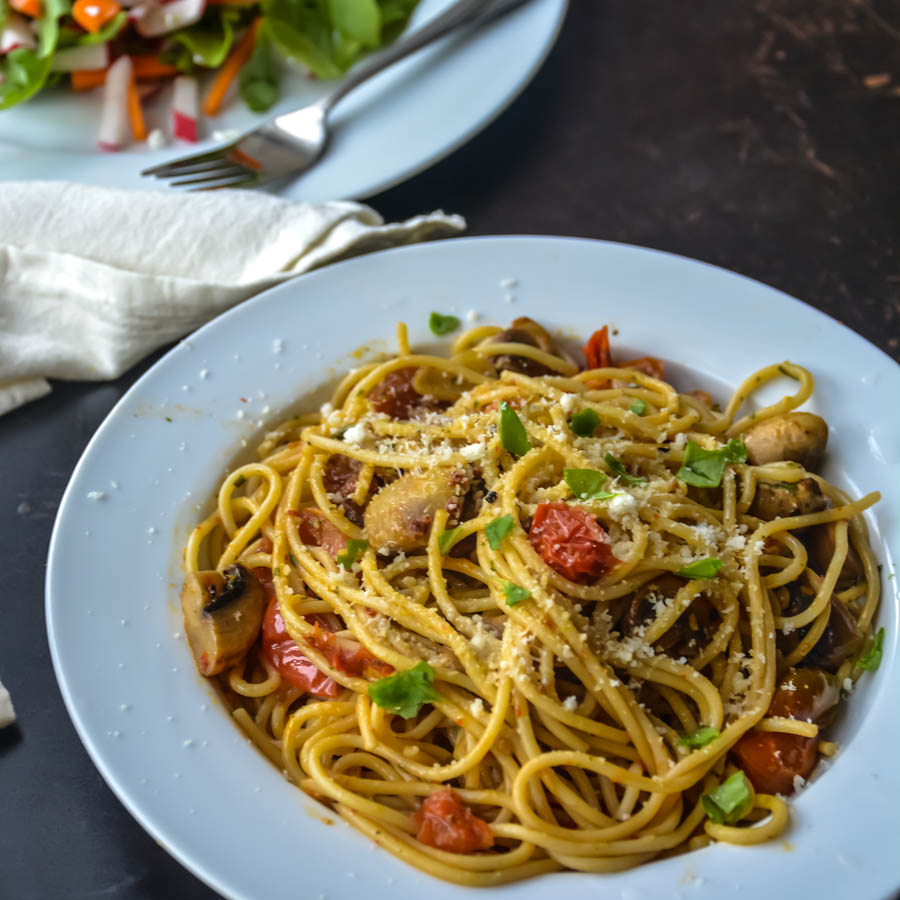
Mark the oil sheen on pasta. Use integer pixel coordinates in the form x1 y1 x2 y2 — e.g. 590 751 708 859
179 318 881 885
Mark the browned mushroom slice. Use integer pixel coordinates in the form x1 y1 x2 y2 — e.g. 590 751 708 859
489 317 559 376
776 586 863 672
621 574 716 659
749 477 828 521
743 413 828 471
181 564 267 677
805 522 863 588
364 469 468 553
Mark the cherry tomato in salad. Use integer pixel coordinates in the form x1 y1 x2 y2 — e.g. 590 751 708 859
529 502 619 583
412 789 494 854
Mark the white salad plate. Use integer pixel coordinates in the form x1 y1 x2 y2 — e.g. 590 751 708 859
47 236 900 900
0 0 566 200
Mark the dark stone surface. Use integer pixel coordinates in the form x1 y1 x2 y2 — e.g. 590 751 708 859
1 2 897 898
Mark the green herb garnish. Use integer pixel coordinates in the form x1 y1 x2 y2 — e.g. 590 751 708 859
677 558 723 579
701 772 753 824
337 538 368 570
503 582 530 607
485 514 515 550
679 726 720 749
604 453 646 485
289 553 299 567
429 312 460 336
677 439 747 488
564 468 617 500
499 403 531 456
569 408 599 437
629 399 647 416
368 661 441 718
857 627 885 671
438 527 464 555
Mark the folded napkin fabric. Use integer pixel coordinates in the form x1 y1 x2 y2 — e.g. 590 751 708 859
0 181 466 416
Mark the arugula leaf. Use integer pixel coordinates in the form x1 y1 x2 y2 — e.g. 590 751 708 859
239 27 281 112
629 398 647 416
701 772 753 824
503 582 530 607
329 0 380 47
499 403 531 456
57 11 127 48
263 0 344 80
678 726 720 749
438 526 463 555
485 514 514 550
569 408 599 437
604 453 646 485
857 627 885 671
677 558 723 579
564 468 616 500
428 311 460 336
368 661 441 718
337 538 368 570
677 439 747 488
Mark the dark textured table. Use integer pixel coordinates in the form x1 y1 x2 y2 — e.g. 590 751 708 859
2 2 899 898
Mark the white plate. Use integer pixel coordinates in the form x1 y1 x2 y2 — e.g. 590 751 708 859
0 0 566 200
47 236 900 900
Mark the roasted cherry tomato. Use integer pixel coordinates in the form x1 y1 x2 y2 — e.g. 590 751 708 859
412 789 494 854
261 597 340 698
583 327 612 370
732 667 839 795
367 367 447 420
619 355 664 380
529 502 619 583
289 507 348 557
323 454 368 526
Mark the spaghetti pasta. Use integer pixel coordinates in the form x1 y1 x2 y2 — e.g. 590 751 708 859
179 318 882 885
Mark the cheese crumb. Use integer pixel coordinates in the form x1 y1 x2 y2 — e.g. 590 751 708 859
343 423 367 445
562 695 578 712
560 393 577 413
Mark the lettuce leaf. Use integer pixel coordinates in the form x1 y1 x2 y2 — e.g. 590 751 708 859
57 10 127 48
0 0 70 110
328 0 380 48
239 25 281 111
166 7 245 70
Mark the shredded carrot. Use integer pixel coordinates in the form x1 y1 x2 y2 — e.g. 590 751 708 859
202 18 261 117
126 66 148 141
72 0 121 33
72 69 107 91
133 56 179 79
71 58 178 92
11 0 41 18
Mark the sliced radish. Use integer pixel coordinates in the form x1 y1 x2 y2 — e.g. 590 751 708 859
172 74 198 142
134 0 204 37
1 12 37 54
97 55 132 152
51 42 109 72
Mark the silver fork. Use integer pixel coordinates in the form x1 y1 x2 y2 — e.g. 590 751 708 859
142 0 534 190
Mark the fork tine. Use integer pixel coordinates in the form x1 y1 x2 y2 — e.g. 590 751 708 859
167 166 251 188
148 159 238 178
189 176 260 192
141 148 233 177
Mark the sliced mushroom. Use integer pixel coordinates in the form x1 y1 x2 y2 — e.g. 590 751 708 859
364 469 468 553
777 586 863 672
806 522 863 588
749 477 828 521
489 317 559 376
743 412 828 471
621 574 716 659
181 564 267 676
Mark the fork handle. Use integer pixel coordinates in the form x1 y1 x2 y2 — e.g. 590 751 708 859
319 0 533 113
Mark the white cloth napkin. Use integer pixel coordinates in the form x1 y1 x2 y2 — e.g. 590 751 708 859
0 181 466 416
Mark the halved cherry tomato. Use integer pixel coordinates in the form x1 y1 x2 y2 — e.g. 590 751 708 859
529 502 619 583
367 367 447 420
308 623 394 680
289 507 347 557
412 789 494 853
583 326 612 371
619 355 665 380
261 596 340 698
731 667 839 795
